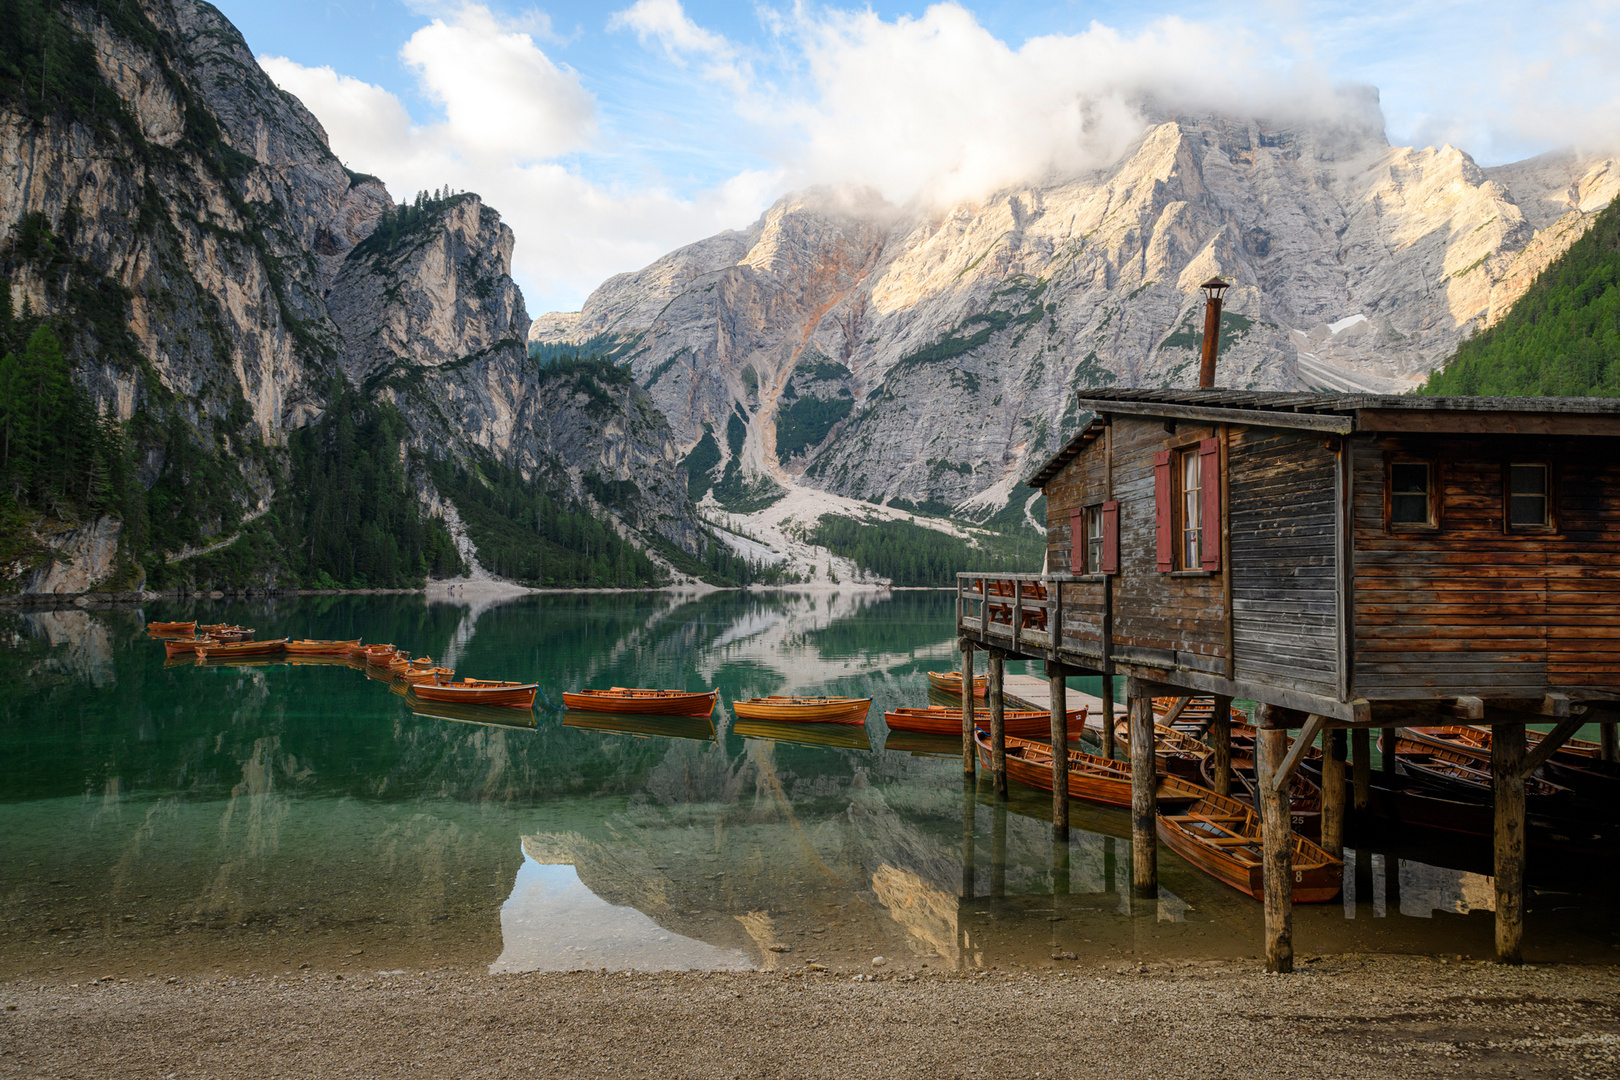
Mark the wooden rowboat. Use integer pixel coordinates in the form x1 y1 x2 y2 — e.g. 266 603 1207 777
1385 736 1570 805
389 654 430 673
410 678 537 709
396 665 454 685
927 671 987 698
1201 754 1323 838
164 638 209 659
562 688 719 716
732 695 871 725
286 639 361 656
1405 724 1606 766
199 623 233 634
974 730 1205 809
1156 788 1343 903
195 638 288 660
212 627 255 643
147 621 196 634
362 644 399 666
344 642 370 659
1094 720 1212 780
884 705 1085 737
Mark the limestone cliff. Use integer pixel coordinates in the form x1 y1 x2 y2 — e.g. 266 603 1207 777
533 107 1619 515
0 0 701 592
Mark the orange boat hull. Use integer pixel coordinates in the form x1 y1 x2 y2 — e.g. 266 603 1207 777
564 689 717 716
1156 789 1342 904
148 621 196 634
164 639 204 659
196 639 289 660
885 706 1084 737
926 671 987 699
974 730 1203 809
411 682 537 709
732 697 870 725
286 639 361 655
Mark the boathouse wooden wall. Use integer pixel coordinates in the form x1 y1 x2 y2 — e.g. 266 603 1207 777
1227 426 1340 698
1350 434 1620 699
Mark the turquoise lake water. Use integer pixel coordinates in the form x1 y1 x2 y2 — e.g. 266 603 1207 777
2 590 1615 979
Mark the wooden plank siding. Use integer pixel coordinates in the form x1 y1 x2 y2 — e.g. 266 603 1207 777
1349 435 1620 698
1228 427 1341 698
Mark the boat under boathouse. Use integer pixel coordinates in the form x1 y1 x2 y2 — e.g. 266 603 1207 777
953 389 1620 971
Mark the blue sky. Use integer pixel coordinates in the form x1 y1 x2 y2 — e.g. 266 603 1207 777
217 1 1620 313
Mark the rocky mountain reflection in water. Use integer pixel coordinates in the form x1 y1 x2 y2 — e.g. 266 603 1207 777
1 590 1615 981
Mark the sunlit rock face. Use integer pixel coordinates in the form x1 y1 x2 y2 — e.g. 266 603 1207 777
532 110 1618 514
0 0 703 590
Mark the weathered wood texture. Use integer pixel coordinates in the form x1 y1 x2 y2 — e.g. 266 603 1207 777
1493 723 1527 965
1229 428 1340 697
1049 670 1069 835
1258 722 1295 974
1129 691 1157 898
1351 434 1620 698
961 644 976 776
1352 727 1370 811
989 654 1007 798
1322 728 1346 859
1210 696 1232 796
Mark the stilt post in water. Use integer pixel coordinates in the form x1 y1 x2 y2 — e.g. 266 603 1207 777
1127 680 1157 899
1381 727 1397 780
989 651 1007 799
1351 727 1371 812
1209 695 1233 796
1047 661 1070 838
1493 722 1527 964
960 640 976 777
1256 709 1294 974
1601 720 1617 764
1100 669 1116 760
1321 727 1346 861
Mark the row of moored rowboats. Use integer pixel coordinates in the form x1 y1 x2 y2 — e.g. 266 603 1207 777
147 621 538 708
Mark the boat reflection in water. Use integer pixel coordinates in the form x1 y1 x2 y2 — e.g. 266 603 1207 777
411 700 538 730
732 718 872 751
562 710 716 743
489 844 751 974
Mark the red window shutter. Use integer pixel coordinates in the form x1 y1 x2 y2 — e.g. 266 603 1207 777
1101 500 1119 575
1069 507 1084 574
1199 437 1221 571
1154 451 1172 571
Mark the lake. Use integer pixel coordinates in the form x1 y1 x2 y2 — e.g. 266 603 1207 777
3 589 1616 979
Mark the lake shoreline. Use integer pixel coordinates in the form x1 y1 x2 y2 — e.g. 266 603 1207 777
5 955 1617 1078
0 581 948 610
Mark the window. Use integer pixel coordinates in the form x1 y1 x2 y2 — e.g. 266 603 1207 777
1084 505 1105 574
1179 449 1201 569
1509 463 1550 528
1389 462 1433 526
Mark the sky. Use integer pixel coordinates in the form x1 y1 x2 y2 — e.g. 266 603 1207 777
216 1 1620 315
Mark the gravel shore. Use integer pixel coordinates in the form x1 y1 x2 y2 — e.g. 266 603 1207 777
4 955 1617 1078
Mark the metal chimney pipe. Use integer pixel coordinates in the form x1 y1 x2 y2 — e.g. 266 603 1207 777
1197 277 1231 388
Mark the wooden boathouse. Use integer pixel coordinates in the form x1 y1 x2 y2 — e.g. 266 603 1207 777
955 389 1620 971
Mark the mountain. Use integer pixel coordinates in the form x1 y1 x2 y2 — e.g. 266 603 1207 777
0 0 704 594
1422 197 1620 396
532 104 1619 519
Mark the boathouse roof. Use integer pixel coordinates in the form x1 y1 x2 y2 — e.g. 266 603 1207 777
1025 389 1620 488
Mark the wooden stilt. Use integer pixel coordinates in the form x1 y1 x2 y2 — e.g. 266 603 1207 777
989 652 1007 799
1351 727 1370 812
1128 682 1157 899
1381 727 1397 780
1100 670 1116 760
1209 695 1233 796
960 641 976 777
1048 662 1069 838
991 798 1007 898
1321 727 1346 861
1493 722 1526 965
961 774 976 898
1257 716 1294 974
1601 721 1618 764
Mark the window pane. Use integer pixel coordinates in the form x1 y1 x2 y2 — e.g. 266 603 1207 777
1510 494 1547 527
1389 463 1430 525
1509 465 1549 526
1180 452 1200 568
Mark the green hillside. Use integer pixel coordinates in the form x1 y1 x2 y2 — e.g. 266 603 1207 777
1422 200 1620 396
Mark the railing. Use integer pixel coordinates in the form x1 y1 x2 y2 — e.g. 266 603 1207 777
957 572 1068 654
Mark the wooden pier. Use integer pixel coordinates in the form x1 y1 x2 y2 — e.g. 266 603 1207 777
957 390 1620 971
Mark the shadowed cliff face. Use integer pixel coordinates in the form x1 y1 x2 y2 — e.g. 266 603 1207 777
533 115 1619 514
0 0 701 588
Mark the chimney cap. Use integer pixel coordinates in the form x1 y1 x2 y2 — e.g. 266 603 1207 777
1200 277 1231 296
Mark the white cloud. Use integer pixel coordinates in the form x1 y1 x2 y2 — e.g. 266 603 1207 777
607 0 754 95
400 4 595 162
259 4 773 313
